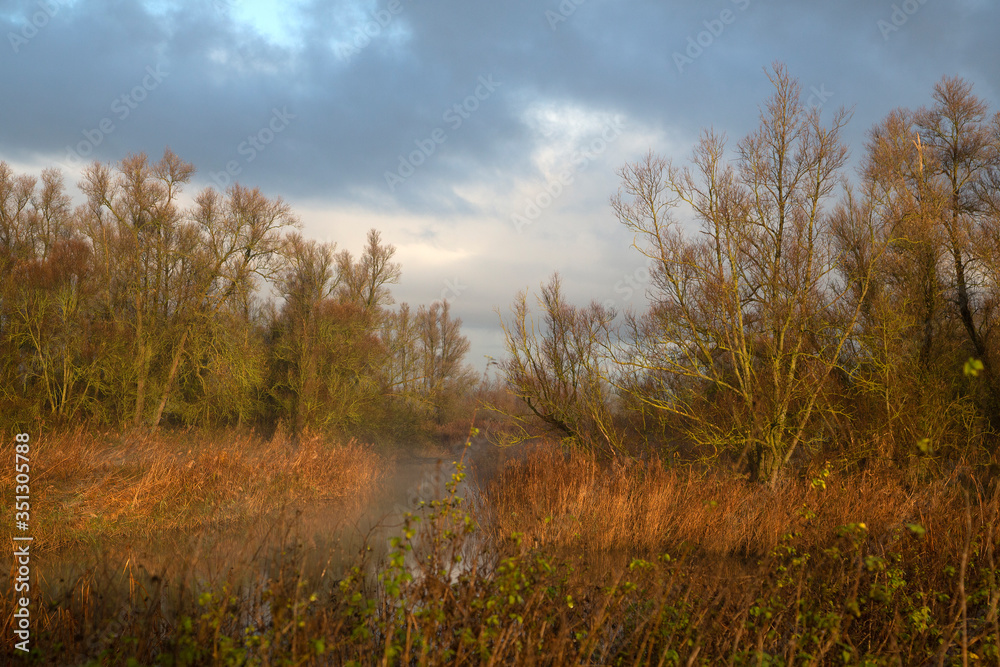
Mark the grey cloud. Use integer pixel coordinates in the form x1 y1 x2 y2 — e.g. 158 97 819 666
2 0 998 371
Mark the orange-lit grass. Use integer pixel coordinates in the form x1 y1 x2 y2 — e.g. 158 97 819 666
1 438 998 664
0 427 385 549
476 442 993 560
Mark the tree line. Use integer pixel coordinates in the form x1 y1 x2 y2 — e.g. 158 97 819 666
499 66 1000 482
0 150 476 439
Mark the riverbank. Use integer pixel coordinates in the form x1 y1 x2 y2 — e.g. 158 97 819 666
2 431 998 664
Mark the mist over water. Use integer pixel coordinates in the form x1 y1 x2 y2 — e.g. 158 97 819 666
33 436 512 600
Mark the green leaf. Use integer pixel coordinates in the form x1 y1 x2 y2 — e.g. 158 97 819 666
964 357 984 377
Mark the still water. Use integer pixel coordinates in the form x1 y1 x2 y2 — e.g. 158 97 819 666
29 439 503 610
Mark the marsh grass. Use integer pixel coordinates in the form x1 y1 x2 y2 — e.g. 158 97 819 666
2 436 999 665
477 444 996 559
0 427 385 549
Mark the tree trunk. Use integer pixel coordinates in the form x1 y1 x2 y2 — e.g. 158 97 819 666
151 327 190 428
133 343 150 427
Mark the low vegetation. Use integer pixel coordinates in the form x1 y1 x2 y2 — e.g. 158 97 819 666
0 428 385 550
3 439 997 665
477 444 991 559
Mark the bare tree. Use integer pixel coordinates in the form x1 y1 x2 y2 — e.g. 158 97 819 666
148 183 297 427
272 233 341 432
416 301 475 423
498 273 624 456
913 77 1000 425
610 65 877 482
338 228 402 312
78 149 197 426
0 164 98 420
0 162 40 262
380 303 420 398
77 150 299 428
833 105 971 459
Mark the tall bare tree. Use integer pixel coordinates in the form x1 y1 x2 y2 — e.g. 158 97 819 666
272 233 341 433
416 301 475 423
913 77 1000 426
79 149 195 427
499 273 623 456
338 228 402 312
610 65 877 482
148 183 296 427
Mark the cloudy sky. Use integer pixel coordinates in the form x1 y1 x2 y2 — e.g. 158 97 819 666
2 0 997 373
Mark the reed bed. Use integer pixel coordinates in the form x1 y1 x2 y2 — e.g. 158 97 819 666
475 445 988 559
2 437 998 665
0 427 385 550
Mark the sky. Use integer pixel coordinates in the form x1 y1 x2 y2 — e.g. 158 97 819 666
2 0 998 374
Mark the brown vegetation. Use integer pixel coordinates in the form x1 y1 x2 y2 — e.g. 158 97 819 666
3 443 997 665
0 428 384 549
0 157 477 442
497 66 1000 484
477 442 995 560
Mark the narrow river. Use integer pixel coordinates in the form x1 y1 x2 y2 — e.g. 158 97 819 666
28 438 503 610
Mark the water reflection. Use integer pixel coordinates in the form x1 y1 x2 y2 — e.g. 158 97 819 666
29 439 503 611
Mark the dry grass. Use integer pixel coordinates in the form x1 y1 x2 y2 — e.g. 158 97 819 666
476 443 995 560
3 435 999 664
0 427 385 549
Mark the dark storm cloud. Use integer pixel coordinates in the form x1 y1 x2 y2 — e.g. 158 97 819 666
3 0 997 207
2 0 998 370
